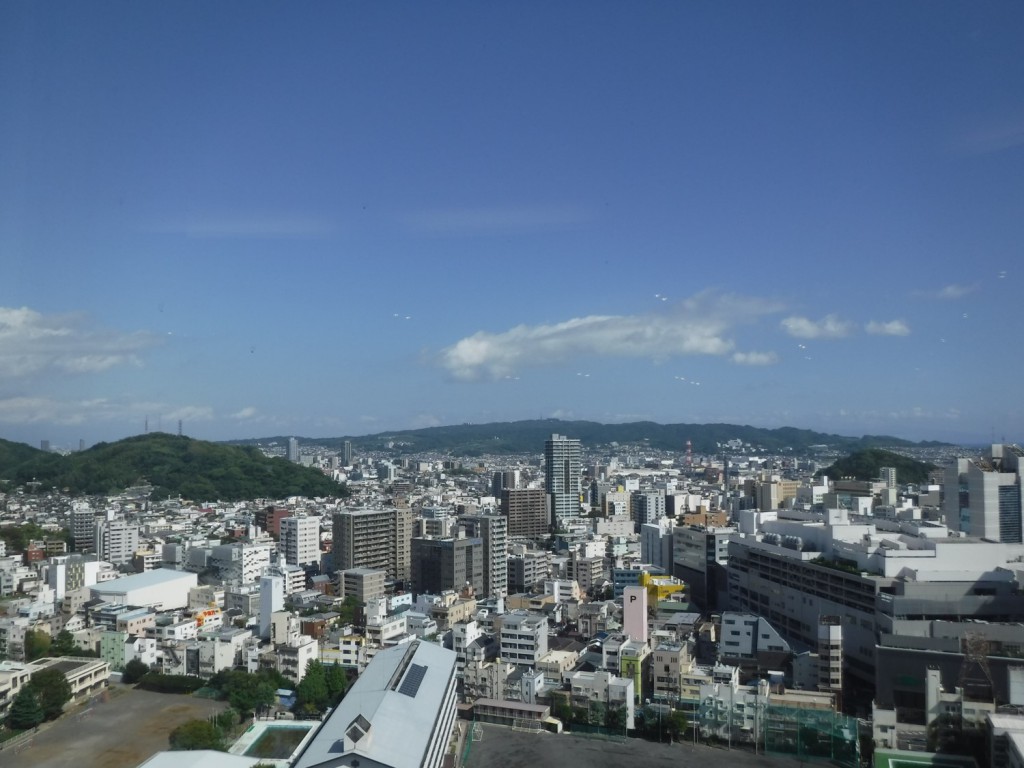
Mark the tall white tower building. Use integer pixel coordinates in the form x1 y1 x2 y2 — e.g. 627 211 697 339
544 433 581 528
280 515 320 568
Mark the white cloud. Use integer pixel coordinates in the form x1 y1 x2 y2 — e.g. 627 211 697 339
0 395 201 427
231 406 259 420
439 292 782 380
0 306 158 381
731 351 779 366
865 319 910 336
936 283 978 300
780 314 853 339
0 396 83 425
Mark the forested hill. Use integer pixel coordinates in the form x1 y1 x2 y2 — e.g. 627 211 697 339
0 433 347 501
816 448 937 485
233 418 950 456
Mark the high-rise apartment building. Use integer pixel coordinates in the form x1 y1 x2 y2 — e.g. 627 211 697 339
490 469 520 498
94 518 140 566
71 505 96 553
501 488 548 539
545 433 582 527
280 515 321 568
410 536 484 596
342 440 353 466
332 507 413 584
287 437 300 463
457 512 508 598
631 491 666 528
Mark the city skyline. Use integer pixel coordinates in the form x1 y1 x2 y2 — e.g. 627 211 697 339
3 3 1023 448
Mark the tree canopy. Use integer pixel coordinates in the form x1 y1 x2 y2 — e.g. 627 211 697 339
6 686 44 730
209 669 281 717
122 658 150 684
817 448 936 486
23 629 51 661
50 630 77 657
30 667 72 720
294 661 329 714
169 719 222 751
0 522 69 555
0 433 349 501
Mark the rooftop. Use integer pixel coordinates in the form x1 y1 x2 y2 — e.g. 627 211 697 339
90 568 197 593
292 640 456 768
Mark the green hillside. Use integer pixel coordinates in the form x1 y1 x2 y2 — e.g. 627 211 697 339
235 419 948 457
816 448 937 485
0 433 347 501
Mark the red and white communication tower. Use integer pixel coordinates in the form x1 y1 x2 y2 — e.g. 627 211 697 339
685 439 693 470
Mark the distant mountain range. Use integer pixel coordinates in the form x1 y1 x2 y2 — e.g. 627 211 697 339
228 418 952 456
0 433 347 501
0 421 952 499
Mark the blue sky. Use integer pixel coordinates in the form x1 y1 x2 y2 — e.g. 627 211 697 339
2 2 1022 448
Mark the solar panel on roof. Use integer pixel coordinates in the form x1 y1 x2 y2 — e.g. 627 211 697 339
398 663 427 698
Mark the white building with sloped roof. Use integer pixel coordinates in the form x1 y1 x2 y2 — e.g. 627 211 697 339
292 639 457 768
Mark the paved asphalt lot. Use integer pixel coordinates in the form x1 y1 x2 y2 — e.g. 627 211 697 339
464 723 802 768
3 684 229 768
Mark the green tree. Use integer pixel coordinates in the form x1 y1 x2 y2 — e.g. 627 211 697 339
666 710 689 742
122 658 150 685
324 662 348 706
31 668 73 720
6 686 44 730
168 719 222 751
215 709 238 730
552 696 571 724
637 705 668 741
294 661 329 714
337 595 361 626
604 705 626 733
220 670 276 716
50 630 77 657
23 629 52 661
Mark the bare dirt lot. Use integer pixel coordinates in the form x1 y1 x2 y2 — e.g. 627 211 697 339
464 723 799 768
3 683 229 768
